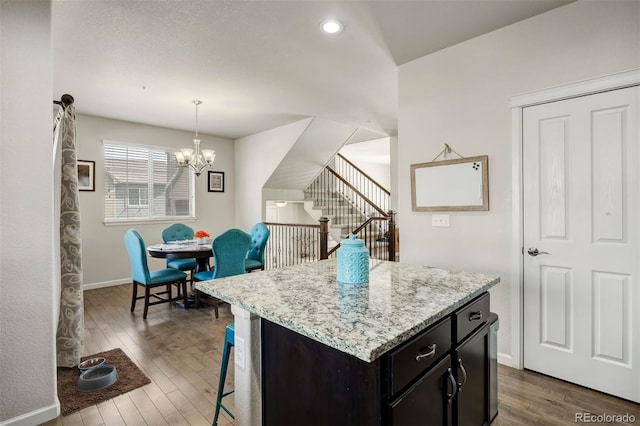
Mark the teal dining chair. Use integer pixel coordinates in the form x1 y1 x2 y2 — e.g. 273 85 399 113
162 223 197 287
124 229 188 319
245 222 270 272
194 228 251 318
194 229 250 426
192 229 250 424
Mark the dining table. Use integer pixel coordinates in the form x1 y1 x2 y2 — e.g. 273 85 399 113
146 240 212 273
147 241 213 309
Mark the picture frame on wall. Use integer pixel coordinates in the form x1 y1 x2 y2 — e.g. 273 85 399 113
77 160 95 191
208 171 225 192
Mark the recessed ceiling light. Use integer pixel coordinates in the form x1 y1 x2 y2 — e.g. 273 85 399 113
320 19 344 35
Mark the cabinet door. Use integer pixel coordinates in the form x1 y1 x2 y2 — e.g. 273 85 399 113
454 324 489 426
388 355 455 426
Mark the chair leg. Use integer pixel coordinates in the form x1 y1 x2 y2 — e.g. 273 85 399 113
213 298 219 319
143 286 151 319
213 339 234 425
130 282 138 312
182 279 188 309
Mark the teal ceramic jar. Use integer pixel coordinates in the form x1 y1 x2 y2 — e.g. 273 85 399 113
336 233 369 284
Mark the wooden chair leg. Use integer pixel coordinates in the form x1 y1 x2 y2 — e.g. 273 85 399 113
143 286 151 319
182 280 188 309
130 282 138 312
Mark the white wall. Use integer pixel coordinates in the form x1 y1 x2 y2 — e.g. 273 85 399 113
234 118 312 230
0 1 59 424
266 201 317 225
75 114 235 286
398 0 640 361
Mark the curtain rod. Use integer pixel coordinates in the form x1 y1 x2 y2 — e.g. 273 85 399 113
53 93 74 110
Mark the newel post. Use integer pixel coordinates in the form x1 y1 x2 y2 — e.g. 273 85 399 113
387 210 396 261
319 216 329 260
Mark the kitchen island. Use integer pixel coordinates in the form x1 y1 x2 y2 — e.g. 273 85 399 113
195 259 500 425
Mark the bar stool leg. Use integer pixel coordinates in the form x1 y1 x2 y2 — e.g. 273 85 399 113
213 324 235 426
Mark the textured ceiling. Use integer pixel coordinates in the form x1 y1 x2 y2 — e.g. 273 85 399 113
53 0 572 140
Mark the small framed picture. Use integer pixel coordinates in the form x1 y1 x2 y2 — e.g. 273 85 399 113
77 160 95 191
208 171 225 192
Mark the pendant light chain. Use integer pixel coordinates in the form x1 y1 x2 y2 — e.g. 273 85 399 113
194 100 201 140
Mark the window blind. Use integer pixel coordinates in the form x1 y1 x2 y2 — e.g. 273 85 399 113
104 141 194 222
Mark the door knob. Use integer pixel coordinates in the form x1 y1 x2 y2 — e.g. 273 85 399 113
527 248 549 256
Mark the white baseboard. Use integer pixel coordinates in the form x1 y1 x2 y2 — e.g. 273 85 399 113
0 402 59 426
497 352 514 367
83 278 130 290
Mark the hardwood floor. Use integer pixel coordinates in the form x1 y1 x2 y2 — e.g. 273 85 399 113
495 365 639 426
42 284 639 426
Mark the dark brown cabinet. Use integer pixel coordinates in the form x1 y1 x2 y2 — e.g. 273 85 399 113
454 324 490 426
388 355 455 426
386 293 490 426
261 292 492 426
453 292 491 426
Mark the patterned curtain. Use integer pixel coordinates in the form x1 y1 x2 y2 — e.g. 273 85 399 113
56 103 84 367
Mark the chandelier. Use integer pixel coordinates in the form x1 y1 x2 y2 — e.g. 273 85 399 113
174 100 216 176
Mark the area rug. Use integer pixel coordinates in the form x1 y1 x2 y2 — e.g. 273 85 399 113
57 347 151 416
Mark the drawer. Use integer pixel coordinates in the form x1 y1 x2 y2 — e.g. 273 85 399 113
453 292 489 343
388 316 451 396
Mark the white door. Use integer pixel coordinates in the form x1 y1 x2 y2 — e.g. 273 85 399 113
523 86 640 402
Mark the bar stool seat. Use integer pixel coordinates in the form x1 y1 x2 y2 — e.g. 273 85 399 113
213 323 235 425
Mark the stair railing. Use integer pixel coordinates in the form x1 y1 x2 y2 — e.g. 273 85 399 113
307 166 388 235
263 222 321 270
334 153 390 214
258 154 396 269
320 212 396 261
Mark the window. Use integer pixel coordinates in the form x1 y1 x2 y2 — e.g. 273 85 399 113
127 187 148 207
104 140 194 223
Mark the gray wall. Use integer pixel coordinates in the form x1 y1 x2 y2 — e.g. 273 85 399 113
75 114 235 286
0 0 58 423
397 0 640 362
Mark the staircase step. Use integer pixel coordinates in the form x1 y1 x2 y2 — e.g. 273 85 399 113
330 215 366 224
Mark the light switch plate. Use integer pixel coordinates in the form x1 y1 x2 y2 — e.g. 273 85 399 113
432 214 450 227
235 335 246 370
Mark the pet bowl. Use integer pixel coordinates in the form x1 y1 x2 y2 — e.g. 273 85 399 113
77 364 118 392
78 357 106 373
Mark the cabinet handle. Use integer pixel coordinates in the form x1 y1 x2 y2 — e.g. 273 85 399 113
446 367 457 404
469 311 483 321
415 344 437 361
457 358 467 392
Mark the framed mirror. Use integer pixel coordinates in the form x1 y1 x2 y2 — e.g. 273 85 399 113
410 155 489 211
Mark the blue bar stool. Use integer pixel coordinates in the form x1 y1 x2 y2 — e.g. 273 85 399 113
213 323 235 425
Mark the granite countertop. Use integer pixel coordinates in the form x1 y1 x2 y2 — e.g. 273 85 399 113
195 259 500 363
